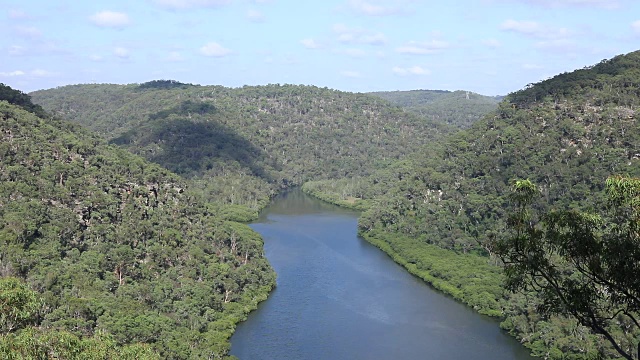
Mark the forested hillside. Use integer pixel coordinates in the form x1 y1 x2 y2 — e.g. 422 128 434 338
0 87 275 359
31 83 455 210
305 50 640 358
369 89 501 128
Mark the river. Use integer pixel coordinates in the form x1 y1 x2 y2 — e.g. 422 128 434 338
230 190 534 359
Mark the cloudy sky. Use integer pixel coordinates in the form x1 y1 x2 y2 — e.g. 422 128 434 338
2 0 639 95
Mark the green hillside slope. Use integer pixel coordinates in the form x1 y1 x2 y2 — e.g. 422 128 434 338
369 89 501 128
0 88 275 359
31 83 452 210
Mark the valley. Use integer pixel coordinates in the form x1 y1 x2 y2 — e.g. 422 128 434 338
2 50 640 359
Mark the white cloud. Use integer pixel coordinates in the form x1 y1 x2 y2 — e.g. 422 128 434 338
332 24 387 45
396 40 449 55
247 9 265 22
14 26 42 38
500 19 542 36
506 0 622 9
522 63 543 70
89 54 104 62
340 70 361 78
283 55 298 65
349 0 401 16
167 51 184 62
154 0 231 10
8 45 26 56
0 70 25 77
361 33 387 45
301 38 321 49
114 47 130 59
7 41 66 57
0 69 57 78
500 19 571 39
8 9 29 19
392 66 430 76
199 42 232 57
534 38 576 52
31 69 57 77
342 48 367 57
90 11 131 29
632 20 640 34
482 38 501 48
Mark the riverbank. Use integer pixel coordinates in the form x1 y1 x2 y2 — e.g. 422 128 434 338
302 185 621 359
301 181 371 211
359 228 504 317
231 190 533 359
302 184 504 316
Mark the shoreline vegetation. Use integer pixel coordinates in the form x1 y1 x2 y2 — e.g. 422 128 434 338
301 185 539 355
301 183 620 359
301 184 505 317
301 182 371 211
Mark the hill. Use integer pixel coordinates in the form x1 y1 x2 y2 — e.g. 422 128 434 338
305 50 640 358
368 89 501 128
0 87 275 359
31 83 453 210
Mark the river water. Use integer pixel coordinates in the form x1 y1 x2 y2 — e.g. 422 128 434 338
230 190 534 359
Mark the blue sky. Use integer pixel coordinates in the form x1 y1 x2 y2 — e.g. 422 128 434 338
2 0 639 96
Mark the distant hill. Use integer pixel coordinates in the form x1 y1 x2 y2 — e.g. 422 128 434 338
368 89 501 128
1 82 47 117
31 83 452 208
0 91 275 358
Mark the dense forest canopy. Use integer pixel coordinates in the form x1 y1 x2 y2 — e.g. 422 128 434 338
0 97 274 358
368 89 501 128
509 52 640 106
0 83 47 118
31 83 468 210
498 177 640 360
137 80 196 90
31 84 452 180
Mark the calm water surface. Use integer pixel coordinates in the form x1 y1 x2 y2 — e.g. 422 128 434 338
231 190 534 360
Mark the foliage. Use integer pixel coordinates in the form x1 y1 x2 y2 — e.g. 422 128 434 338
369 89 501 128
361 229 504 316
138 80 195 90
497 176 640 359
302 178 372 211
0 98 275 358
509 52 640 106
0 83 46 118
0 277 42 334
31 83 454 209
0 278 158 359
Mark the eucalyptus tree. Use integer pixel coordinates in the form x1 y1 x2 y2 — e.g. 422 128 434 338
498 177 640 359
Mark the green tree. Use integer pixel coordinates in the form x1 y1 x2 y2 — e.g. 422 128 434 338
0 277 42 334
497 177 640 359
